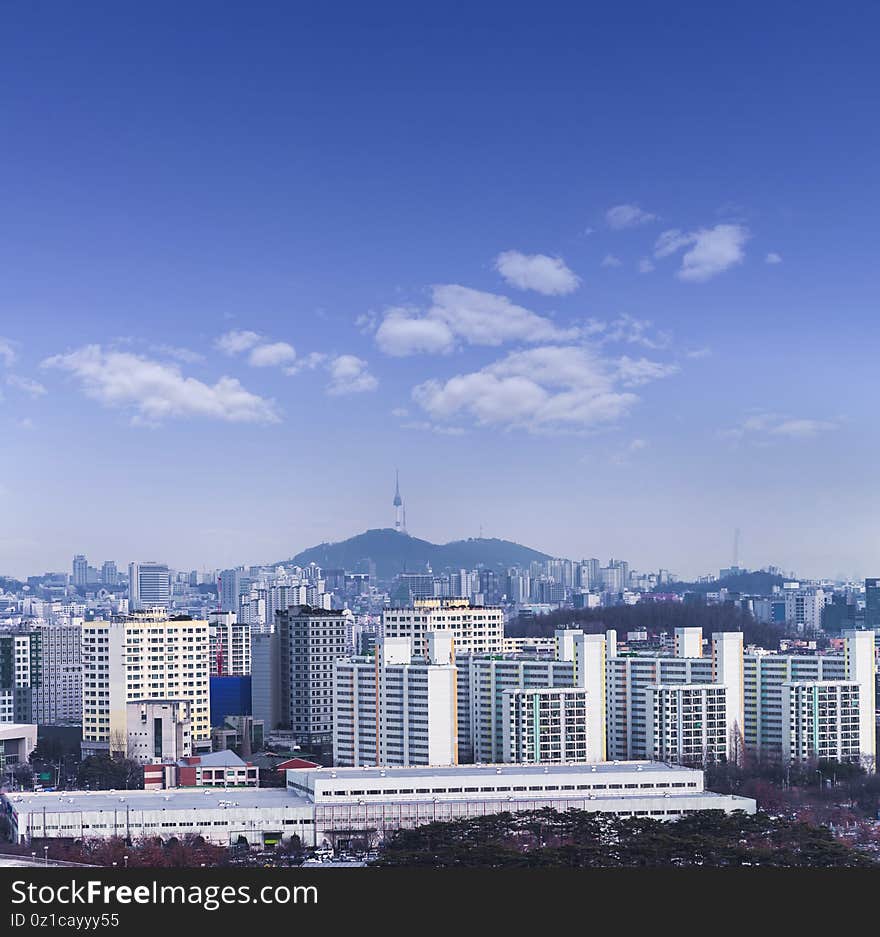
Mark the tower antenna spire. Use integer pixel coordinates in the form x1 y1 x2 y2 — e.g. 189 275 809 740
393 469 405 533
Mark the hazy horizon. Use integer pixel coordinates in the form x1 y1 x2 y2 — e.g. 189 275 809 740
2 4 878 583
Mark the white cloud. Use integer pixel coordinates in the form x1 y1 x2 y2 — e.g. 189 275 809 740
374 285 577 356
653 224 750 281
771 418 837 438
685 346 712 359
248 341 296 368
0 338 16 367
215 330 263 355
400 420 466 437
653 229 693 258
602 315 670 350
284 351 327 376
601 254 623 268
495 250 580 295
412 343 676 435
638 259 655 274
606 204 657 229
766 252 783 264
610 437 649 465
42 345 280 425
152 344 205 364
326 355 378 396
5 374 47 397
375 309 455 356
615 356 679 386
678 224 749 282
722 412 839 443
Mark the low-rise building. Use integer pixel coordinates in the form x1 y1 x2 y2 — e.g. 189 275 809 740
5 761 756 849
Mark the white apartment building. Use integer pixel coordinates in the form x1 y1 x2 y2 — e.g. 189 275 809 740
457 630 607 764
457 654 577 764
333 633 457 768
744 630 874 767
645 684 728 765
605 629 744 765
81 609 211 757
382 598 504 660
502 687 590 764
784 587 829 634
781 682 862 764
208 611 251 676
126 699 193 764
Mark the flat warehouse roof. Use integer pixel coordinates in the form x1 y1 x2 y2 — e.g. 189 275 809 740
6 788 310 814
300 761 702 781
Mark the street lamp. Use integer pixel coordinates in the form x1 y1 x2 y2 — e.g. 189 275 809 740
123 855 129 869
43 846 48 867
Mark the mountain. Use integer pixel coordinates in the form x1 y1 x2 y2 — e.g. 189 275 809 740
279 528 552 581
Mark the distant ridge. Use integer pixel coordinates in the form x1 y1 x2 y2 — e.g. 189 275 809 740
278 528 553 580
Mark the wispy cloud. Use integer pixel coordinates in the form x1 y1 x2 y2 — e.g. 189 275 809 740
215 330 262 355
765 252 783 264
601 254 622 268
495 250 580 295
721 412 840 443
5 374 47 398
606 204 657 229
151 344 205 364
374 285 578 356
42 345 280 425
0 338 17 367
638 259 655 274
610 437 649 465
685 346 712 359
654 224 750 282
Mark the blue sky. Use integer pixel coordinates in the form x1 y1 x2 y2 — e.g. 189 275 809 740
1 1 879 580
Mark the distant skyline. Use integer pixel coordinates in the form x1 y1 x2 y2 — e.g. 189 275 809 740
2 3 879 581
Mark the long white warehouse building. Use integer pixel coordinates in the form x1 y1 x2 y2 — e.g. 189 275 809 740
3 762 754 850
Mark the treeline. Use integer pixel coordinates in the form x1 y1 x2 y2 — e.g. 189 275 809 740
44 834 228 867
372 808 874 868
658 570 786 596
506 601 786 649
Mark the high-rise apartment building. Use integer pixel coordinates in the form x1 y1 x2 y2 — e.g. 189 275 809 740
502 687 590 764
382 598 504 659
208 611 251 676
81 609 211 757
645 684 728 765
781 682 862 765
101 561 118 587
31 619 82 725
333 632 457 767
0 632 40 724
784 587 828 634
741 634 873 764
72 554 88 588
276 605 350 748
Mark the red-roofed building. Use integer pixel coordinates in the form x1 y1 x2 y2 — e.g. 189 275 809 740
275 758 321 773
